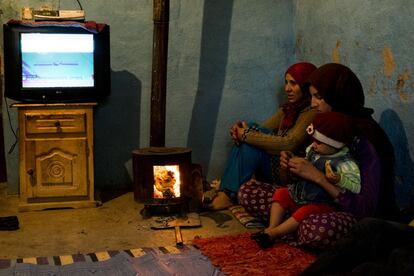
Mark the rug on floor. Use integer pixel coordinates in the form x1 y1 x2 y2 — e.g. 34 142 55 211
0 245 191 269
0 246 173 269
229 205 265 228
0 245 224 276
193 232 316 276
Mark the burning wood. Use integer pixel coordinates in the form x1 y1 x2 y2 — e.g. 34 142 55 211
153 165 181 199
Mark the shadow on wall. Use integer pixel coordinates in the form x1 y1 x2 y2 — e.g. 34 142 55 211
94 70 141 190
379 109 414 210
187 0 234 175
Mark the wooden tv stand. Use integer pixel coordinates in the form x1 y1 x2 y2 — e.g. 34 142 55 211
12 103 97 212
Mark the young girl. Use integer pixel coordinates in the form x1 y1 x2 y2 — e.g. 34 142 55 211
252 112 361 248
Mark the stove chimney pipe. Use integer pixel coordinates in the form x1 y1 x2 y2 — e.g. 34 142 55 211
150 0 169 147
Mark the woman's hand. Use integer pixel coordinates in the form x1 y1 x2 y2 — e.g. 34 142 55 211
287 156 341 198
288 156 325 184
230 120 248 145
229 121 241 141
280 151 294 169
280 151 294 185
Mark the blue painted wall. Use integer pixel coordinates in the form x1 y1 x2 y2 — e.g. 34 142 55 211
294 0 414 209
2 1 412 209
0 1 295 192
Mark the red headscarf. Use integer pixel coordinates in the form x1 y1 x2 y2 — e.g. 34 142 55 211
285 62 318 93
280 62 317 130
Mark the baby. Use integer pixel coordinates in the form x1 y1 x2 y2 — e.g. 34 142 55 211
252 112 361 248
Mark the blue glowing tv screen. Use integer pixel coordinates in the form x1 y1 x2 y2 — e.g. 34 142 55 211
21 33 95 88
3 22 110 103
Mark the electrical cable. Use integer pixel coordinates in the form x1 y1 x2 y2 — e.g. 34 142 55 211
58 0 83 11
3 97 19 154
76 0 84 10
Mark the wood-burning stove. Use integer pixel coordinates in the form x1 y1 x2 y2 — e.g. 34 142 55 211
132 147 202 217
132 2 204 218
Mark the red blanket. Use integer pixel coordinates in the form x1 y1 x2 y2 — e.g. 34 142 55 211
193 232 316 276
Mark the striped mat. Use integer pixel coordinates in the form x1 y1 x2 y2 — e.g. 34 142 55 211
0 245 193 270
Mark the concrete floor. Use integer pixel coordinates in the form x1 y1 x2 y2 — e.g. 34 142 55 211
0 186 252 259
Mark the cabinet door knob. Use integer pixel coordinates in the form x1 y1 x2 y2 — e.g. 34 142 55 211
27 168 36 186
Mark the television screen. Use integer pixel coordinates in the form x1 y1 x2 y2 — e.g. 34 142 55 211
3 21 110 103
21 33 94 88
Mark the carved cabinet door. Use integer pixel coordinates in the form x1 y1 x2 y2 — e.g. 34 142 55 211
24 138 89 198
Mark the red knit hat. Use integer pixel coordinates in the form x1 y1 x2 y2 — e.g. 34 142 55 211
306 112 355 149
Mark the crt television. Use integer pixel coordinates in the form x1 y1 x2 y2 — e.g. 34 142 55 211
3 21 111 103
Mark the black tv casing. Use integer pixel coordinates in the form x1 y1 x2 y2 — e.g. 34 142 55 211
3 23 111 103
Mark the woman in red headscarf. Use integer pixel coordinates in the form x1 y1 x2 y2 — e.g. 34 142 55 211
207 62 317 210
242 63 398 250
283 63 397 220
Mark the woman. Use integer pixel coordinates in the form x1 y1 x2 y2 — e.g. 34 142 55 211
283 63 397 219
240 63 398 247
208 62 317 210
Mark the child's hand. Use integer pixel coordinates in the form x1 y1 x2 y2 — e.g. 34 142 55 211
325 160 341 184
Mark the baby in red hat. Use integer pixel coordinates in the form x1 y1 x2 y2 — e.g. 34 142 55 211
304 111 360 188
252 112 361 249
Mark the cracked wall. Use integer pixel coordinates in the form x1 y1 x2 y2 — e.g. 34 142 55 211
295 0 414 209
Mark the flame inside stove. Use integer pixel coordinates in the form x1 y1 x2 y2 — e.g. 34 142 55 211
153 165 181 199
